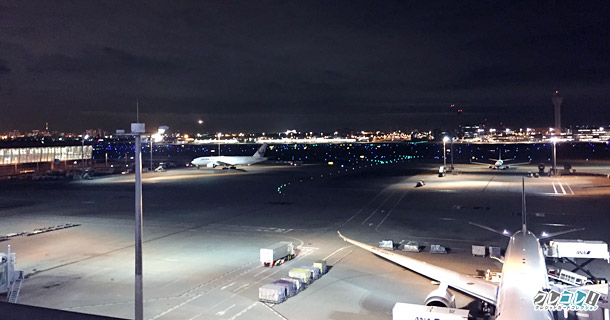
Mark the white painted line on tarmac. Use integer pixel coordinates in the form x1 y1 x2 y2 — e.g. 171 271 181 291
253 268 268 277
221 282 236 290
341 188 388 227
214 304 236 317
260 302 289 320
557 181 567 194
233 283 250 292
361 192 395 225
565 182 575 195
552 181 558 194
227 302 258 320
323 245 352 260
375 191 408 231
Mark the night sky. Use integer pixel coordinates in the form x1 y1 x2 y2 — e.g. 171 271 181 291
1 1 609 133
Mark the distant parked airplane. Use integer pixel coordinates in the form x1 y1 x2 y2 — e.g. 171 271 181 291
191 144 267 169
471 149 530 170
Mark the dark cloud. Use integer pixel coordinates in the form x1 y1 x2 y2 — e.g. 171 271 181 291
0 59 10 74
0 1 609 132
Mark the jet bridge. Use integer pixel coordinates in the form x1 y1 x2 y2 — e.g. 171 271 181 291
0 246 22 303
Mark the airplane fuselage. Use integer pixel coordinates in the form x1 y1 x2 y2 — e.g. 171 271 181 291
494 159 504 168
495 231 553 320
191 156 267 167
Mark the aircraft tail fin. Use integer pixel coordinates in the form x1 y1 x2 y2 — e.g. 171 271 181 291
253 144 267 158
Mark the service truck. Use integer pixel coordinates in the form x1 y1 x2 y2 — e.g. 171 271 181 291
260 242 295 267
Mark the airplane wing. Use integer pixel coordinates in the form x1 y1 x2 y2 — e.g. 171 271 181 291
506 160 531 166
469 222 513 237
214 160 233 167
538 227 585 239
470 160 493 167
338 231 498 305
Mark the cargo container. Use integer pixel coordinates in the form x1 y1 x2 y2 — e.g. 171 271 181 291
392 302 469 320
471 245 486 257
313 260 327 275
273 280 297 297
259 284 287 303
379 240 394 250
430 244 447 254
289 268 312 284
489 246 501 258
260 242 295 267
281 277 305 292
402 241 420 252
300 266 320 280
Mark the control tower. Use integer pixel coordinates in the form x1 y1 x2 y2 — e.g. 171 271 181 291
551 91 563 134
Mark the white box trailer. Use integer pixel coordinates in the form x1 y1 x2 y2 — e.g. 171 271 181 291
544 239 609 262
392 302 469 320
260 242 295 267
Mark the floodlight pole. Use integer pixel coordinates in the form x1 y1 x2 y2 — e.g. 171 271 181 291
552 140 557 176
127 123 146 320
135 133 143 320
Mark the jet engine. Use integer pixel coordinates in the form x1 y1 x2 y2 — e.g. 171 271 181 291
207 163 216 168
424 284 456 308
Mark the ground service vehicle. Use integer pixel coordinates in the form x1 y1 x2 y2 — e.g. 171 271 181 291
260 242 295 267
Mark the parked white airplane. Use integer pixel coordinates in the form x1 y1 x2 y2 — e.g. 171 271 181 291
191 144 267 169
471 149 531 170
338 180 595 319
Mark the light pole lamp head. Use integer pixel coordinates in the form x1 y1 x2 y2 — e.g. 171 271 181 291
131 123 146 134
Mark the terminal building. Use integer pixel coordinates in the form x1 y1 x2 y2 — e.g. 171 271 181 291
0 145 92 177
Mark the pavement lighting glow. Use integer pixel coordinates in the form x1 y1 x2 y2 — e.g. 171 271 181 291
550 136 559 176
